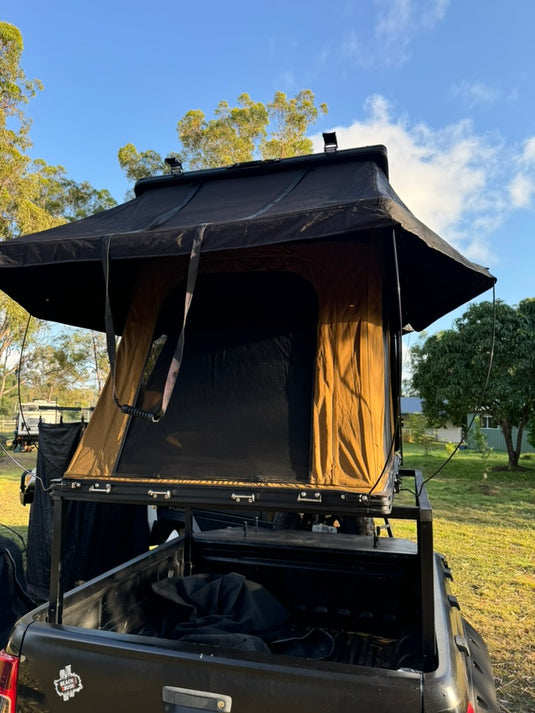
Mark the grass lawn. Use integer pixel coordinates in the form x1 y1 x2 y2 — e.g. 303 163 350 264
0 449 37 550
0 443 533 712
400 442 535 713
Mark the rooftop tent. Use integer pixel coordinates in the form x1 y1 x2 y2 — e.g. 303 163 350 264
0 146 494 334
0 146 496 507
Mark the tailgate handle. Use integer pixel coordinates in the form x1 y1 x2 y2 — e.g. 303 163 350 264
163 686 232 713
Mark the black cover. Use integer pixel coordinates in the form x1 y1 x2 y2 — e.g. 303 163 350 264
0 146 495 333
25 422 150 600
0 535 33 647
144 572 334 658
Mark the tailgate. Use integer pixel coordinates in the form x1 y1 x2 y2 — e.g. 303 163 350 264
17 622 422 713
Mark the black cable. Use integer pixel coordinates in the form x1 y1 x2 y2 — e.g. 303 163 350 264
0 441 34 475
1 545 36 608
15 313 39 452
418 283 497 493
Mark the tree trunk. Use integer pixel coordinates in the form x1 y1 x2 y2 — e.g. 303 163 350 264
514 415 529 469
500 421 519 468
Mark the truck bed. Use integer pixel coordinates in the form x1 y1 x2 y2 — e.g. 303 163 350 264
68 528 422 670
8 526 483 713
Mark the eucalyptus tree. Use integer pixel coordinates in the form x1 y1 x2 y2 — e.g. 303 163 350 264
118 89 328 182
0 22 116 410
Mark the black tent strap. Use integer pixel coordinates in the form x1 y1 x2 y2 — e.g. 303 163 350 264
141 184 201 230
241 169 308 219
135 167 306 234
102 225 206 422
159 223 205 418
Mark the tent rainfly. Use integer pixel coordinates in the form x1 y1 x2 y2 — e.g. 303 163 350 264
0 145 496 511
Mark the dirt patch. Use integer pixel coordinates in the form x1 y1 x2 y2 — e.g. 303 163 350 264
491 464 534 473
479 484 501 496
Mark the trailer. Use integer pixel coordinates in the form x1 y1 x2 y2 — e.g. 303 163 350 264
13 401 94 450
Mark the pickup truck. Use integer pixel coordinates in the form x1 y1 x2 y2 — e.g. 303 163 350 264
0 143 499 713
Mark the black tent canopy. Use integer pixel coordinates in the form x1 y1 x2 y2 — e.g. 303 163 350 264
0 145 495 333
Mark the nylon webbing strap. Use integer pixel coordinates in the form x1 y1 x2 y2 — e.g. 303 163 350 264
159 223 206 418
102 224 206 422
243 169 307 219
102 234 121 409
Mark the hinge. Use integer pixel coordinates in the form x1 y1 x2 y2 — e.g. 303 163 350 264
88 483 112 494
147 489 171 500
340 492 369 504
231 492 256 504
297 491 322 503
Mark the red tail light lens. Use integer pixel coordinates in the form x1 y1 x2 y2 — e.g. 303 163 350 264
466 704 475 713
0 651 19 713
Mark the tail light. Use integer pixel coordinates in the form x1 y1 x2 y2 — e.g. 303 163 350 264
466 704 475 713
0 651 19 713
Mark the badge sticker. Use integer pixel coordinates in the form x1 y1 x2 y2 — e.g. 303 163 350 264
54 665 83 701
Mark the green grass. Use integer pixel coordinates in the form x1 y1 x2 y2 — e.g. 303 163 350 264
0 445 533 712
400 442 535 713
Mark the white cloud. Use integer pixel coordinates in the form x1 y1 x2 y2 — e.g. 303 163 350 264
518 136 535 164
275 70 298 92
343 0 450 68
452 81 500 108
311 94 512 265
508 174 534 208
508 137 535 207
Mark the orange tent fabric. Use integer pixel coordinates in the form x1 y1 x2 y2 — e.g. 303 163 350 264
66 238 394 495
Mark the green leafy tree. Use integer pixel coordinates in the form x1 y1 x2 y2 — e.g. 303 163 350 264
31 160 116 221
0 23 116 412
0 297 43 416
19 329 108 406
411 299 535 469
0 21 55 239
262 90 328 160
177 93 269 170
403 412 436 455
527 416 535 450
118 90 328 182
1 22 116 239
117 144 172 184
467 415 494 479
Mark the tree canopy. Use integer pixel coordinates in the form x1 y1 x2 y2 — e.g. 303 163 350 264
410 299 535 468
0 22 114 414
19 327 108 407
1 22 116 240
118 89 328 181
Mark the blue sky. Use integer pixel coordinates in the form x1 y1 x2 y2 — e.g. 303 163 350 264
4 0 535 336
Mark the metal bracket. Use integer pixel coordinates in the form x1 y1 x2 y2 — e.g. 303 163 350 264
147 489 171 500
297 491 322 503
88 483 112 494
455 635 471 656
231 492 256 504
339 492 369 504
373 521 393 548
448 594 461 610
